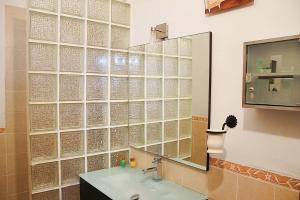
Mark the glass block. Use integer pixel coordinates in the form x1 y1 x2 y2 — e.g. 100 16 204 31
112 0 130 25
180 38 192 57
32 162 59 190
111 103 128 125
164 121 178 141
129 45 145 52
32 190 59 200
147 78 162 99
111 51 128 75
146 55 162 76
146 42 162 54
164 39 178 56
31 133 57 162
129 125 145 146
180 100 192 118
60 131 84 158
86 76 108 100
129 78 144 100
30 104 57 132
111 150 129 167
29 43 57 71
61 158 84 185
60 17 84 45
62 185 80 200
61 0 85 17
179 139 192 158
60 104 83 130
87 154 109 172
111 26 129 50
87 129 108 153
87 103 108 127
164 100 178 120
179 119 192 138
88 0 109 21
147 144 161 155
110 77 128 100
164 141 178 158
129 102 144 124
60 46 84 72
87 48 108 74
60 75 84 101
111 126 129 151
164 57 178 77
180 59 192 77
29 74 57 102
164 79 178 98
30 0 58 12
147 122 162 144
87 21 109 47
180 79 192 97
129 53 145 75
29 12 57 41
147 101 162 122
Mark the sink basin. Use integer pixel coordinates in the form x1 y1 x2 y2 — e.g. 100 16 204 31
80 167 207 200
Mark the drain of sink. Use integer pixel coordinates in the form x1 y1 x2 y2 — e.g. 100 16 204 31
130 194 140 200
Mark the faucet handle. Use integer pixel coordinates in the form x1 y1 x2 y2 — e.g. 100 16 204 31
152 156 162 164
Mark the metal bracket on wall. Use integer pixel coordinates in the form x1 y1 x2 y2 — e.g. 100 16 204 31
151 23 169 41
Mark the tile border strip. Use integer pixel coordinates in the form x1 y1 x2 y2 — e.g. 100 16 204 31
210 157 300 191
192 115 208 123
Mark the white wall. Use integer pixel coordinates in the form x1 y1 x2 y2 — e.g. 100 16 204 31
128 0 300 179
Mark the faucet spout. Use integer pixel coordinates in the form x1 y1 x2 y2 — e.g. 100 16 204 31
143 156 162 181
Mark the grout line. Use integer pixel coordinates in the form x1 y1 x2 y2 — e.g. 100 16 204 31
57 0 62 199
107 0 112 169
84 0 88 174
235 173 239 200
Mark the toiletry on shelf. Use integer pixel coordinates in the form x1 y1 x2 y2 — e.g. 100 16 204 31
130 158 137 168
119 160 127 168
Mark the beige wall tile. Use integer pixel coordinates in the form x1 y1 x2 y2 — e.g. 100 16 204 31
274 186 299 200
6 153 28 176
7 192 29 200
7 173 29 195
0 134 7 156
0 175 8 200
5 111 27 134
5 91 27 113
6 134 27 155
180 165 208 195
208 167 238 200
237 175 274 200
0 155 7 176
161 160 183 185
5 70 27 92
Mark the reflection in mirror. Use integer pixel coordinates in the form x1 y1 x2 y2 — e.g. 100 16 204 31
128 32 212 171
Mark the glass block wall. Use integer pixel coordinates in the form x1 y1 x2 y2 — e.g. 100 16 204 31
128 37 193 159
27 0 130 199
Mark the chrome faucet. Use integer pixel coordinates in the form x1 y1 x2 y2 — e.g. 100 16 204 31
142 156 162 181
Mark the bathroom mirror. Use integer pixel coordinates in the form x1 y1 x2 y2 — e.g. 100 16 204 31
128 32 212 171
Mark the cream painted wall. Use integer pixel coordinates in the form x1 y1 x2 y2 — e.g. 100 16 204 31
128 0 300 179
0 3 5 128
0 0 26 128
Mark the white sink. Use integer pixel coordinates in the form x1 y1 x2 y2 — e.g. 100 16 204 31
80 167 208 200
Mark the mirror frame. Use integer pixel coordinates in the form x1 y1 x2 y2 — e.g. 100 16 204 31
130 31 212 171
